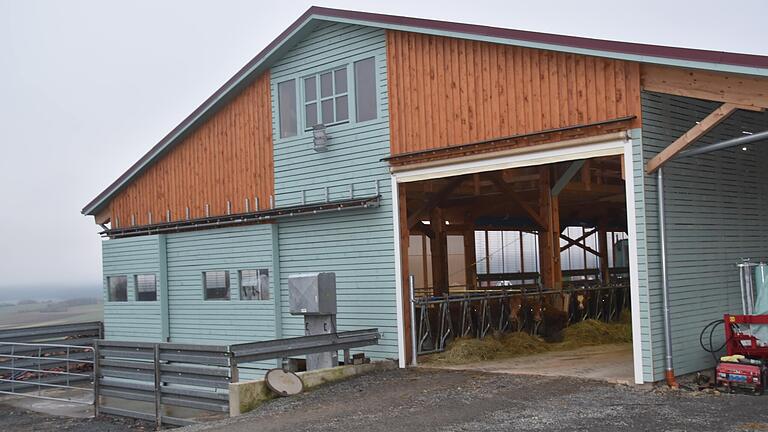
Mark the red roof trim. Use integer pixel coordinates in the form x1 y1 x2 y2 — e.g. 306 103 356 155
82 6 768 215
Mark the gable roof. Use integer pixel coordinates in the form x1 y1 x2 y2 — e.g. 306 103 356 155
82 6 768 216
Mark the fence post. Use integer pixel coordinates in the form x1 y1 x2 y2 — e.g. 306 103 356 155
153 344 162 427
93 340 100 417
229 353 239 383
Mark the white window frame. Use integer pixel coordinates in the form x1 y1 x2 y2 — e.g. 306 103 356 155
302 66 350 130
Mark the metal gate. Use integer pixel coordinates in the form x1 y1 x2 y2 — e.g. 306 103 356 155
0 341 95 404
0 322 102 405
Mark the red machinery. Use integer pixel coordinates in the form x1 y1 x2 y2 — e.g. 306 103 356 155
716 314 768 395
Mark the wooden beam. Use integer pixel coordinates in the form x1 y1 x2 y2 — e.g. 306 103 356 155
559 228 598 252
559 233 601 257
463 213 477 290
552 160 585 197
646 103 741 173
641 64 768 110
430 207 449 296
397 184 413 365
407 177 464 229
488 174 548 230
413 221 435 239
598 226 610 284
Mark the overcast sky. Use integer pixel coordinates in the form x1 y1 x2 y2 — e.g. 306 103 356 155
1 0 766 296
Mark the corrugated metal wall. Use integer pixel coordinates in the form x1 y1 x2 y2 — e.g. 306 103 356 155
270 22 399 359
102 236 162 341
639 92 768 381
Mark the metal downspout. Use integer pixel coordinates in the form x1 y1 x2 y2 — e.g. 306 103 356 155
657 167 677 387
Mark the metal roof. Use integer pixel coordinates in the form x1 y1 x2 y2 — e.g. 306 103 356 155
82 6 768 216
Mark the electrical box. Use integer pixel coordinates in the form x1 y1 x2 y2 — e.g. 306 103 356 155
288 272 337 315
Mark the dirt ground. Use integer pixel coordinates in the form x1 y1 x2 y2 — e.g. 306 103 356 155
183 368 768 432
4 368 768 431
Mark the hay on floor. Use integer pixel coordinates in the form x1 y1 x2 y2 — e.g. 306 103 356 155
424 319 632 365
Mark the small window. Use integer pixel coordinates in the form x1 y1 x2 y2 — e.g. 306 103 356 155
203 271 230 300
354 57 377 122
239 269 270 300
278 80 297 138
107 276 128 302
304 67 349 129
135 274 157 302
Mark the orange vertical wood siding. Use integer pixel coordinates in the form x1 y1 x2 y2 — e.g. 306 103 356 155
109 73 274 227
386 30 642 155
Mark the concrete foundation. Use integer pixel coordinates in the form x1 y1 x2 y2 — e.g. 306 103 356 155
229 360 397 416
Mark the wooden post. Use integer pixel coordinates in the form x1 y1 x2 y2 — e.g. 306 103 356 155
463 212 476 290
539 167 560 289
153 344 162 427
551 192 562 289
598 225 610 284
397 184 413 365
430 207 448 296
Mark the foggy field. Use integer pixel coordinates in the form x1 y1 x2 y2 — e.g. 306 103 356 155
0 301 102 330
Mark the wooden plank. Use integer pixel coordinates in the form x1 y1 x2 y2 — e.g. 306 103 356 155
645 102 741 173
488 174 547 229
641 64 768 109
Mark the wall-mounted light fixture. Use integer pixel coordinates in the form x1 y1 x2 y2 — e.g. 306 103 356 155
313 124 328 152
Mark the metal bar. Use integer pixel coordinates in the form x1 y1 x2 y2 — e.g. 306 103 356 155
153 344 162 427
677 129 768 159
93 341 100 417
409 274 418 366
657 167 676 385
552 160 585 196
101 196 382 239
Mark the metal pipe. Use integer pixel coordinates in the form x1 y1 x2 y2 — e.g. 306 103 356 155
657 167 677 387
677 129 768 159
409 274 418 366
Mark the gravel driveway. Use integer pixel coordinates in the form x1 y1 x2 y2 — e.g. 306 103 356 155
3 368 768 431
182 368 768 432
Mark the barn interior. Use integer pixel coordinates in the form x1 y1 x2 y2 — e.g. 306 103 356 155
403 154 634 382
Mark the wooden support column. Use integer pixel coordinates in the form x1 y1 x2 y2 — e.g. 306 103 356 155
598 225 610 284
430 207 449 296
538 166 562 290
463 212 477 290
397 184 413 365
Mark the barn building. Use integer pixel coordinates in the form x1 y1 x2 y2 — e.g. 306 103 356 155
82 7 768 384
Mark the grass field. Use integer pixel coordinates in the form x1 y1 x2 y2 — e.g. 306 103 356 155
0 301 103 330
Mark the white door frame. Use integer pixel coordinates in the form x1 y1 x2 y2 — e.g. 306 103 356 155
390 134 645 384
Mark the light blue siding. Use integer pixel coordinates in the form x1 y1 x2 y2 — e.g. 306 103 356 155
165 225 276 345
165 224 277 377
639 92 768 381
270 22 398 360
102 236 163 341
629 128 655 382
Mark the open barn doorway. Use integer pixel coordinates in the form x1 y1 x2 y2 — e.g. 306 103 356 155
395 148 639 383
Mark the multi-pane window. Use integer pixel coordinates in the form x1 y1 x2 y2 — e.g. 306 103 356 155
278 79 297 138
304 67 349 129
107 275 128 302
239 269 270 300
203 271 230 300
135 274 157 302
354 57 377 122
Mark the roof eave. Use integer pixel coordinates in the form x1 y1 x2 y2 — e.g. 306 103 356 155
82 6 768 216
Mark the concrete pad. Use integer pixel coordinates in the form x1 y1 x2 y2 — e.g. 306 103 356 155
0 389 93 418
429 343 635 384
